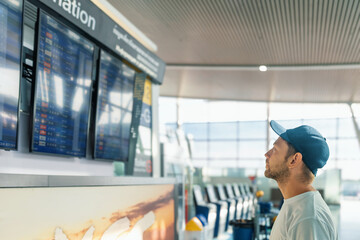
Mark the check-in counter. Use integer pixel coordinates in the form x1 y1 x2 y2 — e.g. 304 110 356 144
204 184 228 237
244 183 256 217
240 183 255 219
233 183 251 219
192 185 217 239
0 174 178 240
215 184 236 231
225 183 244 220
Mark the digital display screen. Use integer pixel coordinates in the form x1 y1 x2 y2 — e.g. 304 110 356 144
32 12 94 157
0 0 23 150
94 50 135 161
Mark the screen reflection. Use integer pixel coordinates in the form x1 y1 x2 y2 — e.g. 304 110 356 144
95 50 135 161
32 13 94 157
0 0 22 150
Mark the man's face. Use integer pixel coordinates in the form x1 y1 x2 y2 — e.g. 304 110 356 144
264 137 290 182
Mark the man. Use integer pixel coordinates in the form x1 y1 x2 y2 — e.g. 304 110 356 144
265 120 337 240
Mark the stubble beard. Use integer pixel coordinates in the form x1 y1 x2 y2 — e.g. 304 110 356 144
264 162 290 183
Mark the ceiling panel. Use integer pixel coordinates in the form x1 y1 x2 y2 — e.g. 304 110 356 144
162 68 360 103
105 0 360 103
107 0 360 65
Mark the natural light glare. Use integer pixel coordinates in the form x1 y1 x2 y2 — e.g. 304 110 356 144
351 103 360 117
9 0 20 7
98 105 110 125
177 98 268 123
76 77 83 85
122 112 132 125
208 101 268 122
237 102 268 121
122 67 134 78
179 98 209 123
208 101 240 122
159 97 360 180
0 112 17 124
39 71 49 103
74 77 91 87
109 91 121 106
139 126 152 150
0 68 19 99
53 75 63 108
159 97 177 125
110 106 121 124
68 30 80 41
85 79 92 87
269 103 352 120
72 88 84 112
122 91 132 109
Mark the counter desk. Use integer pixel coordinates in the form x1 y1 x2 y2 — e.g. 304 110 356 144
0 174 177 240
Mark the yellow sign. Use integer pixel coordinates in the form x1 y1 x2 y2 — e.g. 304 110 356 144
142 79 152 106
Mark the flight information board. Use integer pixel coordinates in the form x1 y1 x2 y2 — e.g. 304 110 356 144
0 0 23 150
94 50 135 161
32 12 94 157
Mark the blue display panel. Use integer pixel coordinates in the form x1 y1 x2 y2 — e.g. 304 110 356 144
94 50 135 161
32 12 94 157
0 0 22 150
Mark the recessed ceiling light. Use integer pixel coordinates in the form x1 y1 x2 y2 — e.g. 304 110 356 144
259 65 268 72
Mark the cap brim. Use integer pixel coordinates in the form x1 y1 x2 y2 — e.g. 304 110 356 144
270 120 286 136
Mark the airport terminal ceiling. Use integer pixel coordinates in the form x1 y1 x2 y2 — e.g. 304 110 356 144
105 0 360 103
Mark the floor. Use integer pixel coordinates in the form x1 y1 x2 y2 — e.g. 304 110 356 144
337 197 360 240
216 197 360 240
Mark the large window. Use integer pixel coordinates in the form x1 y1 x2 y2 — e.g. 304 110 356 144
159 97 360 180
175 121 267 168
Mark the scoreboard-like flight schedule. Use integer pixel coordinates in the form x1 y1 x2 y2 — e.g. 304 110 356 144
32 12 94 157
94 51 135 161
0 0 23 150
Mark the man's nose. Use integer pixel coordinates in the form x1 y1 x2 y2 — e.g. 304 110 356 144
265 150 271 158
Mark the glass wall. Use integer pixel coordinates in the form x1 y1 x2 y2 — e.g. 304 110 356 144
159 97 360 180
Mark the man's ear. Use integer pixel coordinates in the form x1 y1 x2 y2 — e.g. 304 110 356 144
288 152 303 168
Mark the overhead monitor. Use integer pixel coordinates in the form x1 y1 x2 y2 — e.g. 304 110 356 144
0 0 23 150
94 50 135 161
31 11 94 157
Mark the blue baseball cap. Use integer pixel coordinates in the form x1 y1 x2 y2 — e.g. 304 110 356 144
270 120 330 176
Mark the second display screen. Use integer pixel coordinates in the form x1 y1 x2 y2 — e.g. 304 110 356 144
94 51 135 161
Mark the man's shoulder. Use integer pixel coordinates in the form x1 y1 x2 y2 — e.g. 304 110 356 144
285 191 330 224
286 192 336 238
271 192 337 240
288 216 337 239
285 192 317 215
